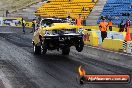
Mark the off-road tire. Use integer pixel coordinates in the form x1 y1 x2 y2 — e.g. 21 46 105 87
33 45 41 55
62 46 70 55
76 39 84 52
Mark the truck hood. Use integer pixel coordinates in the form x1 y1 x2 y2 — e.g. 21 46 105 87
42 23 82 30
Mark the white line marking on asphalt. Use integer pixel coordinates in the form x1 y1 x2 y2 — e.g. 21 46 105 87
86 45 132 57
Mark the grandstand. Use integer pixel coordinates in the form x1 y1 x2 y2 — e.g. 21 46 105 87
35 0 98 20
5 0 132 26
97 0 132 24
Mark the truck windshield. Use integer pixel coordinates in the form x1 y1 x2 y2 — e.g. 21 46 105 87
41 19 64 26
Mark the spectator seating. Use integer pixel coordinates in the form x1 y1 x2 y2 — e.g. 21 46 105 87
97 0 132 24
35 0 98 20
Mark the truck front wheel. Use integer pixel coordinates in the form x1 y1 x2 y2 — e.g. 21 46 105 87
62 46 70 55
76 39 84 52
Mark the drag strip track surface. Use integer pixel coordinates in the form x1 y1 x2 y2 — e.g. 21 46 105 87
0 27 132 88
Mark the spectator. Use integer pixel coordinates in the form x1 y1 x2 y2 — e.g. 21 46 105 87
119 20 125 32
100 16 104 20
83 17 86 26
66 15 72 23
108 19 113 31
105 15 109 20
38 16 41 23
130 3 132 8
89 7 92 12
31 19 37 33
75 14 82 26
82 7 85 11
6 10 9 17
21 18 26 34
125 16 131 32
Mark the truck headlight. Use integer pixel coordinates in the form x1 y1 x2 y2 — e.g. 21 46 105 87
78 28 84 34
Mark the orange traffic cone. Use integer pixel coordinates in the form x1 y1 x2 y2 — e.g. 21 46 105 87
125 26 131 41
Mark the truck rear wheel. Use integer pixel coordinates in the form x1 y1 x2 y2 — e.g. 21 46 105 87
62 46 70 55
76 39 84 52
42 46 47 55
33 45 41 55
42 41 48 55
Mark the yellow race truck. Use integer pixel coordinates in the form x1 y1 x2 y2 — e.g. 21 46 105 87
32 18 84 55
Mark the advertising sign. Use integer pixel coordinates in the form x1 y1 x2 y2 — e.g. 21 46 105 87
127 41 132 54
107 31 125 40
2 17 22 27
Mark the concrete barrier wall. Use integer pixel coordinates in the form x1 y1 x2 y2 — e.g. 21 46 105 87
101 38 124 51
83 29 132 54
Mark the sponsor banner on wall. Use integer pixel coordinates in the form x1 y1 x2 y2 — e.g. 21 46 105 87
107 31 125 40
0 17 33 28
83 30 99 46
127 41 132 54
94 30 102 44
2 17 22 27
